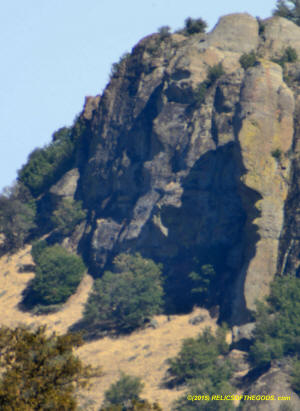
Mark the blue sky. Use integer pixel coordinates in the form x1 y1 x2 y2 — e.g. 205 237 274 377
0 0 276 192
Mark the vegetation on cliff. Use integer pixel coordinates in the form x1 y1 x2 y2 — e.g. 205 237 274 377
18 127 75 196
168 326 235 410
250 275 300 368
51 198 86 236
274 0 300 25
0 182 36 253
82 253 163 334
3 4 300 408
101 373 162 410
23 243 85 308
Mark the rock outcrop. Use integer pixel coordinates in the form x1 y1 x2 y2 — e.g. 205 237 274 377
47 14 300 325
242 361 300 410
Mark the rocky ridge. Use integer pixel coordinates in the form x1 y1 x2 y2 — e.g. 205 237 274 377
51 13 300 324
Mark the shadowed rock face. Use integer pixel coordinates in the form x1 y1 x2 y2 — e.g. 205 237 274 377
52 13 300 324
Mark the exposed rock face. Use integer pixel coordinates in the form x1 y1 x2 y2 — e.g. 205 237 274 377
49 13 300 324
242 361 300 410
50 168 80 198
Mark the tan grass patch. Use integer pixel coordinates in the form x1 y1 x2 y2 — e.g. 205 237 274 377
0 247 219 410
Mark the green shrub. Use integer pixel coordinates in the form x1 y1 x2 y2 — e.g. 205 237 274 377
193 83 208 107
174 379 235 410
207 63 225 85
31 239 48 263
0 183 36 252
184 17 207 35
18 127 74 196
250 275 300 367
110 53 131 78
167 327 231 385
273 1 300 26
271 148 283 161
28 244 85 306
291 359 300 395
158 25 171 39
83 253 164 333
192 64 225 108
284 46 298 62
103 373 144 407
239 51 258 70
272 47 298 67
0 325 101 410
51 198 87 236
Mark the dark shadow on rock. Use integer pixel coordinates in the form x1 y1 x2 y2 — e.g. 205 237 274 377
120 141 261 323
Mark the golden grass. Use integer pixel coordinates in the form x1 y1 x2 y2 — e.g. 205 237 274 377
0 246 219 410
0 246 93 333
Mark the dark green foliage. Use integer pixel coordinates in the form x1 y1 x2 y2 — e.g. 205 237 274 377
110 53 131 78
0 183 36 252
31 239 48 264
250 275 300 367
158 25 171 39
83 253 164 333
167 326 231 385
51 198 87 236
284 46 298 62
174 379 235 410
271 148 283 161
0 325 101 410
239 51 258 70
103 373 144 407
192 64 225 109
28 244 85 306
18 127 74 196
273 46 298 67
291 360 300 395
193 83 208 107
207 63 225 86
101 399 163 411
184 17 207 35
273 1 300 26
168 326 234 410
189 264 216 306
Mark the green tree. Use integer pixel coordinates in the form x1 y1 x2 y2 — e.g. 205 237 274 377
207 63 225 86
174 379 235 410
83 253 164 333
184 17 207 35
291 359 300 395
192 64 225 109
274 1 300 25
0 183 36 252
158 25 171 39
0 325 101 410
27 244 85 306
167 327 231 385
250 275 300 367
239 51 258 70
31 239 48 264
18 127 74 196
103 373 144 407
273 46 298 67
51 198 87 236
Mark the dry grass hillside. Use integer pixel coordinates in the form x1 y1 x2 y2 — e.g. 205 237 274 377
0 247 221 410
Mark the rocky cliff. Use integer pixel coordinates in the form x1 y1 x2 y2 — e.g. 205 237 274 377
48 13 300 325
